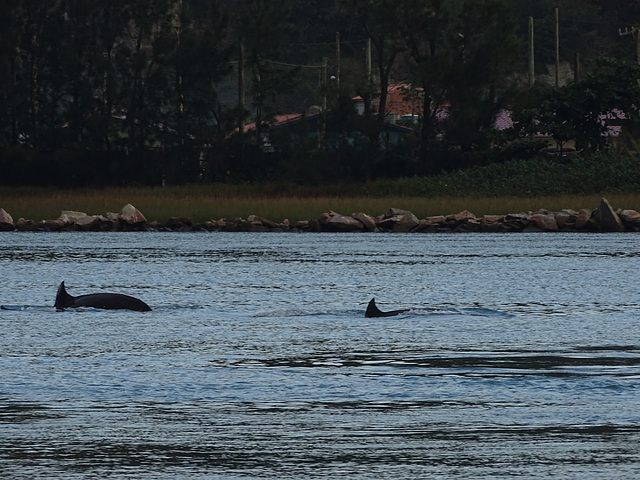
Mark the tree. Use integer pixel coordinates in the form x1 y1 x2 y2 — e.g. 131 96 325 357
148 0 233 183
401 0 519 172
347 0 407 150
525 58 640 153
440 0 519 159
0 0 25 146
511 0 640 73
234 0 299 141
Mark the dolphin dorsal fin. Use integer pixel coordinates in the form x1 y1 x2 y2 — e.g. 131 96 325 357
54 281 75 311
365 298 384 318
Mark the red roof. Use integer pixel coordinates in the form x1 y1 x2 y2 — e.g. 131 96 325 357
241 113 305 132
354 83 423 117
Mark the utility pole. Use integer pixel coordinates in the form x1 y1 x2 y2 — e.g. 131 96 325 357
238 39 245 134
528 16 535 86
322 57 327 114
366 37 372 88
320 57 327 150
366 37 373 117
335 32 341 91
555 7 560 88
619 26 640 64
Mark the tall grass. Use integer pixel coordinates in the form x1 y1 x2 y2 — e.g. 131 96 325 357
2 185 640 224
2 153 640 223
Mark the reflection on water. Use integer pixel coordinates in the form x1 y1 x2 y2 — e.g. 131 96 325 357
1 232 640 479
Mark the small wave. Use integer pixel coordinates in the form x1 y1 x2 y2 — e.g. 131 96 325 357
254 308 343 318
394 306 514 318
407 307 461 316
573 345 640 353
254 305 514 319
0 305 54 313
232 352 640 376
458 307 515 318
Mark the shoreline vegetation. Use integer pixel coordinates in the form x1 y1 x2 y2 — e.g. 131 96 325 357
2 153 640 226
1 185 640 228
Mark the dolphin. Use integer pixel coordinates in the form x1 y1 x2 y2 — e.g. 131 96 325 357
54 281 151 312
365 298 409 318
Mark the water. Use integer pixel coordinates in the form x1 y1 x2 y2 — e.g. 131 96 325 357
1 232 640 479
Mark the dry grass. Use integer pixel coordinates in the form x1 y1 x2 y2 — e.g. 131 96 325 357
2 185 640 224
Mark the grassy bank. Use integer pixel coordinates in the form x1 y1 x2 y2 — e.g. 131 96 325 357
3 153 640 223
2 185 640 224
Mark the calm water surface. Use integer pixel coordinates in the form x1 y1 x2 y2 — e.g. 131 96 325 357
1 232 640 479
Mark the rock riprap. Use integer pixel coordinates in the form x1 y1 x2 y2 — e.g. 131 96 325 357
1 198 638 233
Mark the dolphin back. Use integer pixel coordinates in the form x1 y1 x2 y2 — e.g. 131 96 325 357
55 281 151 312
72 293 152 311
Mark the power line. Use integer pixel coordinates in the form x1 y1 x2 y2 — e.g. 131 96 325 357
263 59 325 69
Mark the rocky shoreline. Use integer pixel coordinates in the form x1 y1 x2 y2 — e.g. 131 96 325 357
1 198 639 233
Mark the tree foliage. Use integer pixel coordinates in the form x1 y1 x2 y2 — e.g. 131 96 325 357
0 0 639 187
514 58 640 152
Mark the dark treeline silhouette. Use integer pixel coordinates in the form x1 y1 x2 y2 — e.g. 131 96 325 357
0 0 639 187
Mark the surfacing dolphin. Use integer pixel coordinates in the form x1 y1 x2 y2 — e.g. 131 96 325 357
365 298 409 318
54 281 151 312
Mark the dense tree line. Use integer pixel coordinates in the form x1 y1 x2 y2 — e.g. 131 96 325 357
0 0 639 186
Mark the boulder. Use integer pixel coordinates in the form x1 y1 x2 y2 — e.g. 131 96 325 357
527 212 558 232
377 209 419 232
296 219 321 232
554 209 577 231
295 220 310 231
0 208 14 231
247 215 280 230
480 215 504 232
573 209 592 230
385 207 412 217
75 215 100 231
352 212 377 232
619 209 640 232
413 215 446 233
59 210 88 224
392 212 420 232
96 218 119 231
377 215 401 231
243 220 270 232
318 211 336 225
501 213 530 232
446 210 477 223
327 215 364 232
42 218 67 231
120 204 147 225
593 198 624 232
165 217 193 231
319 211 364 232
14 218 38 231
441 210 478 232
425 215 446 225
